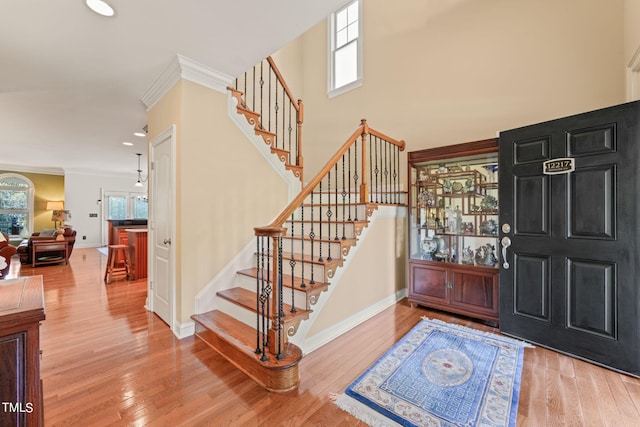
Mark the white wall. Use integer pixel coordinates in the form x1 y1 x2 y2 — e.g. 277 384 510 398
64 170 147 248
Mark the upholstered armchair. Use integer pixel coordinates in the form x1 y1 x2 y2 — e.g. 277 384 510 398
17 227 77 265
0 233 17 277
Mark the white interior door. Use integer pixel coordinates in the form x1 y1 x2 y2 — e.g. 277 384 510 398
148 126 175 330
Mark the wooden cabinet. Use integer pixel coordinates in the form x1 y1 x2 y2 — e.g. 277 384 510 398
0 276 45 426
126 229 148 280
407 139 499 324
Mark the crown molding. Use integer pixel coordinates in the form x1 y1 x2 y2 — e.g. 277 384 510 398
0 163 65 176
141 54 235 110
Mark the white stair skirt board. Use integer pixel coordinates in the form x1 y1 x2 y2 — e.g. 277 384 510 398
227 92 301 201
289 205 407 355
194 239 257 315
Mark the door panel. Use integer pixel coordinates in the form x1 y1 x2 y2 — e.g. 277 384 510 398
410 263 448 302
567 124 616 156
513 254 551 321
515 174 550 235
500 101 640 376
450 270 497 315
569 165 615 239
567 258 616 338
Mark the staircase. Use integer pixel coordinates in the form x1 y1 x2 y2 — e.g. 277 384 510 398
228 57 304 182
192 58 405 392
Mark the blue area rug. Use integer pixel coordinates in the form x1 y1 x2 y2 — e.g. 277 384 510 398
335 317 532 427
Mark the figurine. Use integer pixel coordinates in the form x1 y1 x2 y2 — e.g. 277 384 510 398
465 178 474 193
461 246 474 264
475 244 498 267
443 179 453 194
454 205 463 233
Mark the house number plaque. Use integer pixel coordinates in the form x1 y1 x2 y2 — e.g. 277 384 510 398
543 158 575 175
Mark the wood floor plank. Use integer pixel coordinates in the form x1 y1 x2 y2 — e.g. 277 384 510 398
5 248 640 426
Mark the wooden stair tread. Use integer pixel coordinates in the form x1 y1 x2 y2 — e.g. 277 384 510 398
192 310 302 367
192 309 257 353
217 287 311 322
238 267 330 292
192 310 302 392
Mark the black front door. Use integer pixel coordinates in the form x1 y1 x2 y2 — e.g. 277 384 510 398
499 101 640 376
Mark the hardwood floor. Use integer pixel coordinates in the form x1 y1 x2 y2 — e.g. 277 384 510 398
5 247 640 426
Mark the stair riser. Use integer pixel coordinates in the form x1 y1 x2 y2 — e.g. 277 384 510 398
281 238 350 261
296 204 369 221
254 255 332 283
285 222 361 240
217 296 263 330
235 274 310 310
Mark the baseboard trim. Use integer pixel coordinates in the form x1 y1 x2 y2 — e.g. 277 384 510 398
174 320 195 339
302 288 407 355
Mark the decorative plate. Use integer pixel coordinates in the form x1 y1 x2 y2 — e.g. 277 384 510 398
452 181 463 193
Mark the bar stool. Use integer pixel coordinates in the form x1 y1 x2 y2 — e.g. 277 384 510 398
104 244 131 284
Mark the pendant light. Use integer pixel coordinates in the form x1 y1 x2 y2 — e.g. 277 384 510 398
135 153 147 187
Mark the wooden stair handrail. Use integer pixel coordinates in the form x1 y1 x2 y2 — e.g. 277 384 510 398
266 57 300 114
267 56 305 180
255 119 405 235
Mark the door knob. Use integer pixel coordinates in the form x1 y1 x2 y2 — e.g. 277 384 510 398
163 238 171 245
501 236 511 269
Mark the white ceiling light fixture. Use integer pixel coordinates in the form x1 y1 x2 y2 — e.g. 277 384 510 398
122 141 134 146
86 0 115 17
133 132 146 138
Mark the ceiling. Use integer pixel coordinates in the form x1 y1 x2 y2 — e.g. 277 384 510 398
0 0 349 176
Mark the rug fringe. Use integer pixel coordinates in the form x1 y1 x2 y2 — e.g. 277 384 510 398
333 394 403 427
420 316 535 348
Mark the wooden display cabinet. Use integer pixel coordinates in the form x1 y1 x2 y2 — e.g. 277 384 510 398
407 139 499 324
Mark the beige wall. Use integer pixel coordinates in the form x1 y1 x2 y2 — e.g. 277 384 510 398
284 0 626 178
147 80 289 325
306 214 406 337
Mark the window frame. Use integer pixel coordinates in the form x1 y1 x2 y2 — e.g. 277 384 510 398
327 0 363 98
0 173 35 238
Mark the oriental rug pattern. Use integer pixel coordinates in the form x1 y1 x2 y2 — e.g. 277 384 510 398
334 318 532 427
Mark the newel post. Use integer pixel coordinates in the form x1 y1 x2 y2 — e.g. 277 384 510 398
360 119 370 203
254 226 287 358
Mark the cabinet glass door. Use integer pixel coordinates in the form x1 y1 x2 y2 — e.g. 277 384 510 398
410 153 499 268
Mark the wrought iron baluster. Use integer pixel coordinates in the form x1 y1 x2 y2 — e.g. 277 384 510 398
394 144 399 204
289 214 296 313
385 140 389 204
318 181 324 262
347 147 352 221
252 66 256 112
334 163 339 241
374 136 380 203
288 93 292 164
300 204 306 288
354 141 359 221
276 235 284 359
259 62 264 128
341 155 347 240
268 63 272 133
326 170 333 261
369 137 373 203
274 76 279 148
255 236 261 354
309 191 315 284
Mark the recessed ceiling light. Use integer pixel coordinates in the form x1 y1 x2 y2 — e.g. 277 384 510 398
86 0 115 17
133 132 146 138
123 142 134 146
